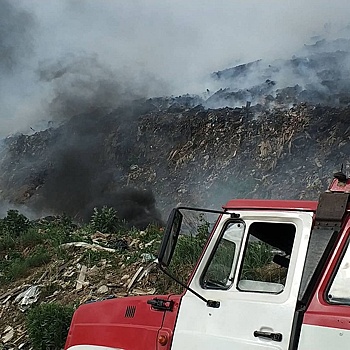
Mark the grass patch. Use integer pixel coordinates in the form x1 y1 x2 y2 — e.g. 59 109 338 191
19 228 45 248
81 250 115 267
0 233 16 252
1 246 52 282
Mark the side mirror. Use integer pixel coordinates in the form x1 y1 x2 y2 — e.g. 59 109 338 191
158 208 183 267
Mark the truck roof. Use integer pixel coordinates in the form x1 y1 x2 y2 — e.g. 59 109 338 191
223 199 318 212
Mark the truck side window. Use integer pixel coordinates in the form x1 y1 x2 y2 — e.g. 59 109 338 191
328 240 350 305
201 222 244 290
237 222 296 294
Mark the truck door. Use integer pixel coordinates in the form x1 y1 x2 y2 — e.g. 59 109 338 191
170 210 313 350
298 222 350 350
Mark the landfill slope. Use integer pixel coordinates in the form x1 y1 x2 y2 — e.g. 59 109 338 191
0 101 349 220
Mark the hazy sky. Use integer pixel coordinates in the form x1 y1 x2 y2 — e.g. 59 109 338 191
1 0 350 136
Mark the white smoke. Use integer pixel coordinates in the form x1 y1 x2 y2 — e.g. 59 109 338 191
1 0 350 136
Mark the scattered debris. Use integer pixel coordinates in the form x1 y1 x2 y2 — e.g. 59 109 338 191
15 286 40 312
127 262 158 293
127 267 145 292
2 325 14 343
131 288 156 296
0 285 30 303
141 253 156 263
61 242 117 253
76 265 88 291
97 285 109 294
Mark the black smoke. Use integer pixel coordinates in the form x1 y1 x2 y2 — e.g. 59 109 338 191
27 105 162 229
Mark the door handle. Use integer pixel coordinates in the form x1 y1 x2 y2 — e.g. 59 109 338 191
253 330 283 342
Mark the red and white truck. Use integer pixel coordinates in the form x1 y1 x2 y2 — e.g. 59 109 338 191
64 172 350 350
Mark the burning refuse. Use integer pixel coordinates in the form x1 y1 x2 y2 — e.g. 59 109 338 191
0 0 350 226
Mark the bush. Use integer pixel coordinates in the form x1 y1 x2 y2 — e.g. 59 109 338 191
26 303 74 350
26 247 52 268
90 206 124 234
1 210 30 237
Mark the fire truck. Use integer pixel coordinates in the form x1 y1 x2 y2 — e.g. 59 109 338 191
64 172 350 350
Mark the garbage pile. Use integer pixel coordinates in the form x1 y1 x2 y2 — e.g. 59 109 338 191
209 38 350 109
0 224 163 349
0 101 349 220
1 36 350 218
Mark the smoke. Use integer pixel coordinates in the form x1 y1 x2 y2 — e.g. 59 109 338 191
1 0 350 136
0 0 34 73
16 108 163 228
37 55 143 121
1 0 350 224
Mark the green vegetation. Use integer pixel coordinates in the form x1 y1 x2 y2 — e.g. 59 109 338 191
26 303 74 350
0 209 30 237
90 206 125 234
156 219 209 293
240 241 287 283
0 211 89 283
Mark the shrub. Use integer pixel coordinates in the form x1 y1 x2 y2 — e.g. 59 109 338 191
26 247 52 268
26 303 74 350
1 210 30 237
90 206 124 234
37 215 78 246
5 258 28 281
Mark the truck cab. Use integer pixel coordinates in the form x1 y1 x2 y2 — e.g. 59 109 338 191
65 174 350 350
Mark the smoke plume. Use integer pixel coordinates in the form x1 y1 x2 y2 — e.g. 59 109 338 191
0 0 350 135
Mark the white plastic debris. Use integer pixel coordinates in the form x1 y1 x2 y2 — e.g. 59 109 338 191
141 253 156 263
14 285 40 312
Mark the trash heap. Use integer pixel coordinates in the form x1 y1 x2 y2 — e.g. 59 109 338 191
1 101 349 221
0 216 166 349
